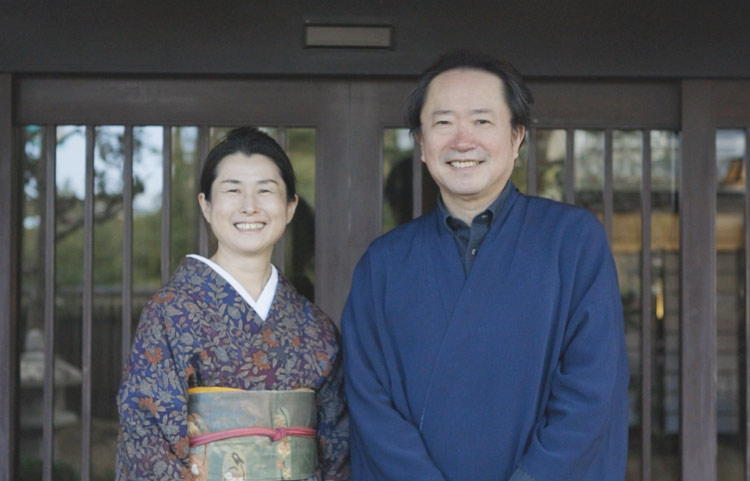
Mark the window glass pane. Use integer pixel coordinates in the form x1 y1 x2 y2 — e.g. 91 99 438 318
284 127 317 301
382 128 415 233
132 126 163 291
170 126 200 274
535 129 565 201
606 130 681 481
611 130 644 480
53 125 88 476
715 129 747 481
91 125 126 475
19 124 49 472
574 129 604 217
131 126 164 379
650 130 681 480
511 140 528 194
209 125 235 146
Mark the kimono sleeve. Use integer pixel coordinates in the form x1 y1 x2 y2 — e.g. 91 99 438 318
115 295 191 481
315 338 350 481
516 218 630 481
342 251 447 481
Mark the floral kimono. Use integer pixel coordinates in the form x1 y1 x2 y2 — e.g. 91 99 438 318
116 256 348 481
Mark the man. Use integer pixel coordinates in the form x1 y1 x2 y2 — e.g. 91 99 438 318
341 51 629 481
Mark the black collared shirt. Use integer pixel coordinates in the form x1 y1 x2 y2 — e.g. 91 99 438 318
439 181 513 276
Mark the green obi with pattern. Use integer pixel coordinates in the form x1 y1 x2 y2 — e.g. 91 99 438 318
187 387 317 481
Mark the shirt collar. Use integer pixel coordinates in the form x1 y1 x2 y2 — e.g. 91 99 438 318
439 180 514 230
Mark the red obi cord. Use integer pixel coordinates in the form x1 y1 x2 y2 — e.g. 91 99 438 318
190 427 317 447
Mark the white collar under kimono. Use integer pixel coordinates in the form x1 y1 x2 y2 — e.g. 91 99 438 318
186 254 277 321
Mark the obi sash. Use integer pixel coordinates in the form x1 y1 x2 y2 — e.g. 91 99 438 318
187 387 317 481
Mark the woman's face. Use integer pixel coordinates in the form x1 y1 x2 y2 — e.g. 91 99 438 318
198 152 297 263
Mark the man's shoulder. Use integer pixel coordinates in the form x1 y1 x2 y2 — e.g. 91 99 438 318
370 211 437 251
517 193 602 229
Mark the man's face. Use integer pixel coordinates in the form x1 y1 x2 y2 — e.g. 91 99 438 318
418 68 524 216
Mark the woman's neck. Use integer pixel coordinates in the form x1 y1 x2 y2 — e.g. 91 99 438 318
210 251 272 300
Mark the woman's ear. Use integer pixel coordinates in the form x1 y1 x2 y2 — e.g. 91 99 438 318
286 194 299 224
198 192 211 224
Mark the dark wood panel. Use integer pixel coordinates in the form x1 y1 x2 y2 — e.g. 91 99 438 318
529 81 681 129
640 130 653 481
81 126 95 481
16 78 346 125
41 126 56 481
680 79 718 481
17 77 681 130
0 74 19 481
2 1 749 78
707 81 750 126
315 84 353 322
314 81 414 322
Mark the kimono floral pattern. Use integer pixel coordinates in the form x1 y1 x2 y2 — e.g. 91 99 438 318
116 257 349 481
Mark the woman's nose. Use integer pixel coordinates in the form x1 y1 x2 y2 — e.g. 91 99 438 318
240 193 258 213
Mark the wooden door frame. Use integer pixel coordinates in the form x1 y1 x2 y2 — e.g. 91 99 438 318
5 74 747 481
13 76 414 322
681 79 750 481
0 73 20 481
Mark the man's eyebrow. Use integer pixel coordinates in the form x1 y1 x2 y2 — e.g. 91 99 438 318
430 108 494 116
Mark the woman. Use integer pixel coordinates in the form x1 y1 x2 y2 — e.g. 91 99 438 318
116 127 348 481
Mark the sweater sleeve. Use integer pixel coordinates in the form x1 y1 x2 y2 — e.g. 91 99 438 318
342 251 447 481
517 219 630 481
115 296 191 481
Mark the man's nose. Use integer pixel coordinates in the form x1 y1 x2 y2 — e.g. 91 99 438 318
451 123 476 151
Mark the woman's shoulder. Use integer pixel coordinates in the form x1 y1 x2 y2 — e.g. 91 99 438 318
277 274 338 329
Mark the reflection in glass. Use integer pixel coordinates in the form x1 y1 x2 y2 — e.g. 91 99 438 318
574 130 604 216
610 130 643 481
511 140 528 194
382 129 415 233
571 129 680 481
132 126 163 290
650 130 681 480
19 124 50 473
131 126 164 377
283 128 317 302
169 126 200 273
209 125 235 147
51 126 88 476
535 129 565 201
715 129 747 481
91 125 127 475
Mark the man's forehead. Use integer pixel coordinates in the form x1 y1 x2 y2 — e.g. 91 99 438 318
429 68 504 89
422 69 507 112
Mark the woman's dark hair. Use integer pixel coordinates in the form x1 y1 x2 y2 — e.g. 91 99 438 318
200 126 297 202
404 50 534 137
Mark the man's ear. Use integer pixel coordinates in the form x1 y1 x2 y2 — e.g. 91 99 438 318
512 126 526 156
